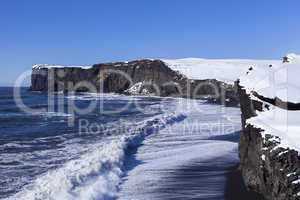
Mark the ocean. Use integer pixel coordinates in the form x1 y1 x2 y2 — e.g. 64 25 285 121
0 87 244 200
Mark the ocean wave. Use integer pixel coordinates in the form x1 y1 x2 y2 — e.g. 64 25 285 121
66 93 122 101
66 93 150 102
0 111 72 119
6 112 186 200
0 143 32 149
38 112 73 118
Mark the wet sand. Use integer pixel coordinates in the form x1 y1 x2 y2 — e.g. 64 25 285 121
151 160 265 200
224 165 265 200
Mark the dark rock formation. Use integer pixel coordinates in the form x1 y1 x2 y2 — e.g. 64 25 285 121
31 67 99 92
31 60 237 104
237 81 300 200
31 60 182 94
252 91 300 111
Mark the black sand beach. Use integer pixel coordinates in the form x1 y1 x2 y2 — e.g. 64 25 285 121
149 132 265 200
224 165 265 200
151 161 265 200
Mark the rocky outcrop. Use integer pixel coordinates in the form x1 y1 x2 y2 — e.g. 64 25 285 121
252 91 300 111
31 67 98 92
237 82 300 200
31 59 237 104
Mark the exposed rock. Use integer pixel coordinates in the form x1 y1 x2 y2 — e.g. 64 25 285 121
31 59 238 105
251 91 300 111
237 82 300 200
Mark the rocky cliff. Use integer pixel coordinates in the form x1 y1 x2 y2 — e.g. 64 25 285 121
238 82 300 200
31 59 237 104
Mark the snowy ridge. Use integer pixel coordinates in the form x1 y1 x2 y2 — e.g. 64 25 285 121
163 58 278 83
32 57 279 84
7 110 185 200
32 64 92 70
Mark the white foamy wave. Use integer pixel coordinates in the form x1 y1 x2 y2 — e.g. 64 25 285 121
35 112 73 118
7 112 185 200
0 112 72 120
1 143 31 149
66 93 138 101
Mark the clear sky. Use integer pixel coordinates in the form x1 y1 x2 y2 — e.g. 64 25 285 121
1 0 300 86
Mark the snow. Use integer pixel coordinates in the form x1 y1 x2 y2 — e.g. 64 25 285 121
239 53 300 103
125 82 152 95
164 55 300 102
292 179 300 185
278 150 289 157
125 82 144 95
32 64 92 70
163 58 278 83
287 172 297 177
247 105 300 152
237 53 300 154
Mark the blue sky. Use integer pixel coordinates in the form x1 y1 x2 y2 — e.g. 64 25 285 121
1 0 300 86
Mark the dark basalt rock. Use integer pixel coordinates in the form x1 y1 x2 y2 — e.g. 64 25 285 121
237 82 300 200
252 91 300 111
31 60 181 94
31 59 238 105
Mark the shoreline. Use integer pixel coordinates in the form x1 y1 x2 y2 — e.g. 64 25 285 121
224 165 265 200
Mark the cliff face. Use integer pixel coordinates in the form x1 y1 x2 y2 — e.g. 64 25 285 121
31 60 181 93
238 82 300 200
31 67 98 92
31 60 237 103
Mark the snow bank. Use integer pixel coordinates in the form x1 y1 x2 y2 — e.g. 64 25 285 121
239 53 300 103
163 58 278 83
247 105 300 152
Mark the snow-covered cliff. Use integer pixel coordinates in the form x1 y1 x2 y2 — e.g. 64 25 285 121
238 54 300 200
